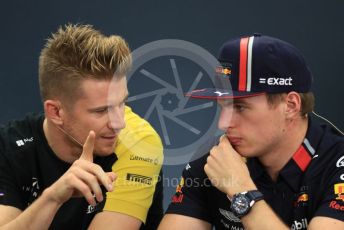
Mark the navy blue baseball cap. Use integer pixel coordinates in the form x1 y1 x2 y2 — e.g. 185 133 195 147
186 34 313 99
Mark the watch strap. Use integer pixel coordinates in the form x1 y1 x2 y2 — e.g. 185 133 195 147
246 190 264 203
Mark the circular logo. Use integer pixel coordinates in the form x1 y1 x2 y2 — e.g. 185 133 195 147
122 39 223 165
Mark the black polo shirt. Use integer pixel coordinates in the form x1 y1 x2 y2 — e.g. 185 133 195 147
166 115 344 229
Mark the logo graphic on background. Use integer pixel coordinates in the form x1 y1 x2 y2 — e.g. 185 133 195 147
16 137 34 147
175 177 184 193
86 204 96 214
340 174 344 181
329 200 344 211
214 91 229 97
334 183 344 202
219 208 241 223
259 77 293 86
113 39 227 165
295 193 309 207
22 177 40 206
86 194 98 214
16 140 24 146
172 176 185 203
126 173 152 185
336 156 344 168
291 218 308 230
297 194 308 202
129 154 155 164
215 63 232 78
185 163 191 170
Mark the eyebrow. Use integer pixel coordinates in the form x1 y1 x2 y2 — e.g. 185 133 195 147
218 98 251 107
234 98 249 104
87 93 129 112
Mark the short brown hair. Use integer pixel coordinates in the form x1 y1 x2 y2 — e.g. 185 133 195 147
266 92 315 117
39 24 131 105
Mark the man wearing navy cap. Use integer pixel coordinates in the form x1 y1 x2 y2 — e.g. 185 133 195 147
158 34 344 229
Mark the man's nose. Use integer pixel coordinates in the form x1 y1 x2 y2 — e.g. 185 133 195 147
218 107 234 131
107 107 126 131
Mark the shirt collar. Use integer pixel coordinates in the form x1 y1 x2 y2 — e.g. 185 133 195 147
248 116 325 192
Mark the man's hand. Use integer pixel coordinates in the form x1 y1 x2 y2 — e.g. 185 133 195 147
204 135 256 197
46 130 116 206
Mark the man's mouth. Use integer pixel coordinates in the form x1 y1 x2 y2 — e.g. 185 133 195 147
227 136 242 145
99 135 117 140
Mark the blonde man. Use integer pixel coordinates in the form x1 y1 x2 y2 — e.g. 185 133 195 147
0 24 163 230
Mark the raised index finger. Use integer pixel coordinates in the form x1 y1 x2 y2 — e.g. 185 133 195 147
80 130 95 162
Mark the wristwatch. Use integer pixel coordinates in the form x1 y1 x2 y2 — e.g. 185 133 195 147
229 190 264 217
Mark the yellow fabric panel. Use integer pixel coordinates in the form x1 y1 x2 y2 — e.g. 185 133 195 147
103 106 163 223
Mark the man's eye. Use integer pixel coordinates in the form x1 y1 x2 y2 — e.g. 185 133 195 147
95 108 108 113
234 104 245 111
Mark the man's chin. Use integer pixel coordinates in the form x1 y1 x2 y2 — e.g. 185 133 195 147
234 146 249 157
93 147 115 157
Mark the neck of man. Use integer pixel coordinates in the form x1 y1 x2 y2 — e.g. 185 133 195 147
43 118 83 163
259 116 309 182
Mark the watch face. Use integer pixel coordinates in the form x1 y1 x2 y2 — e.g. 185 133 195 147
231 194 250 215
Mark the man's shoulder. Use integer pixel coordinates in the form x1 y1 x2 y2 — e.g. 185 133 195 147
115 106 163 158
0 113 43 158
308 114 344 157
122 106 161 140
304 115 344 181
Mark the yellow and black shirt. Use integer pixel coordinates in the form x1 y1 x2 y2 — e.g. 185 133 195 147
0 106 163 229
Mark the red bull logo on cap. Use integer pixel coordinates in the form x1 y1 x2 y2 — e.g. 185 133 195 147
215 66 232 77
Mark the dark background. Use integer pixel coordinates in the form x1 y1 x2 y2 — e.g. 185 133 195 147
1 0 343 210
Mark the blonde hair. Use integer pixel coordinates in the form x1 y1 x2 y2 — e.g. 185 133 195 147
38 24 131 105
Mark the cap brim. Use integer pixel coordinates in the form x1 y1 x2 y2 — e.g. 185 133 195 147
185 88 265 99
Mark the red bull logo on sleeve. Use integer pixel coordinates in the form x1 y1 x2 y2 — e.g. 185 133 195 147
334 183 344 202
176 177 184 193
172 177 185 203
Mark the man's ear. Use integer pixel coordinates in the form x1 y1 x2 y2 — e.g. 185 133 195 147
285 92 302 119
44 100 64 125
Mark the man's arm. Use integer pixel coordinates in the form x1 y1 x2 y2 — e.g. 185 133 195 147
88 211 141 230
158 214 211 230
205 136 344 229
239 200 289 229
204 136 291 229
0 187 61 229
0 206 21 226
0 131 115 229
308 217 344 229
225 200 344 230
